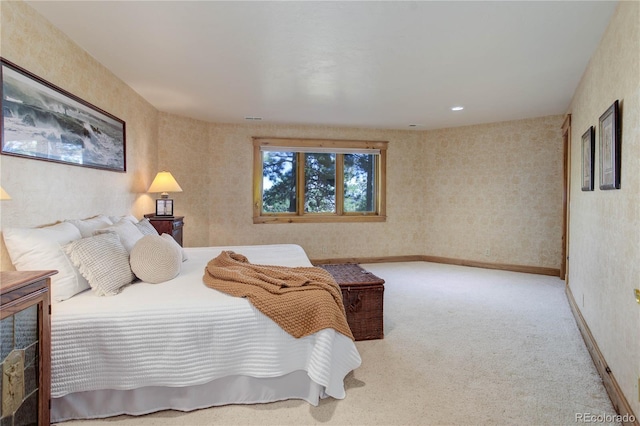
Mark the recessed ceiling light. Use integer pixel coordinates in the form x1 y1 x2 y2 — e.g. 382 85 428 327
450 106 464 111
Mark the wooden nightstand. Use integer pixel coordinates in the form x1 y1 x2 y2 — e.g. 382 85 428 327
144 214 185 247
1 270 57 426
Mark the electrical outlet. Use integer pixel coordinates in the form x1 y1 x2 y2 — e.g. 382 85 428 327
484 248 491 257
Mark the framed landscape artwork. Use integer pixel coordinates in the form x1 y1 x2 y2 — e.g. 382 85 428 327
598 100 620 190
581 126 594 191
1 58 126 172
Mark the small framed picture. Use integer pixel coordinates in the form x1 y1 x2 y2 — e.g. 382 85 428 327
155 199 174 216
599 100 621 190
581 126 595 191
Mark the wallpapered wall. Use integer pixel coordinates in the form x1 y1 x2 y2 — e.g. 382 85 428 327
158 115 564 268
0 0 564 276
423 117 563 266
2 0 637 414
567 1 640 416
0 1 158 270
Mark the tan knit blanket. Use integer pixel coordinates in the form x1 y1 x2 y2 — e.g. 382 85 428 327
202 251 353 340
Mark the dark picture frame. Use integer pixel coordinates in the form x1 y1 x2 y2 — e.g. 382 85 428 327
1 58 126 172
599 100 621 190
155 199 174 217
581 126 595 191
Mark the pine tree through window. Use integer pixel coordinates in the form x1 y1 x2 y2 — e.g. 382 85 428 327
253 138 387 223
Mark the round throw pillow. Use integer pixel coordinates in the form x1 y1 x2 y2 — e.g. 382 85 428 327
130 235 182 283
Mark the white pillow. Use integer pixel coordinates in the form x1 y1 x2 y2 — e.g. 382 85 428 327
130 235 182 284
2 222 90 302
94 220 145 253
109 214 138 225
135 218 159 236
64 232 135 296
161 233 188 262
65 215 113 238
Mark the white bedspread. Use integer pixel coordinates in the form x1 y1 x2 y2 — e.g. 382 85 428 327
51 244 361 400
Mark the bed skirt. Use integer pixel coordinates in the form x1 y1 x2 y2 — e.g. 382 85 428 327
51 370 324 422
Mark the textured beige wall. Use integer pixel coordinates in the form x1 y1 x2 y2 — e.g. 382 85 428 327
205 124 428 258
157 112 211 247
424 116 564 267
1 1 566 277
0 1 158 270
567 0 640 416
158 116 564 269
1 0 634 414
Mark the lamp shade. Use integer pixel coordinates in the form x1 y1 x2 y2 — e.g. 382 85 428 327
148 171 183 197
0 186 11 200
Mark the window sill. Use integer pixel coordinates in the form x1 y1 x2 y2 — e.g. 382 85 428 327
253 215 387 224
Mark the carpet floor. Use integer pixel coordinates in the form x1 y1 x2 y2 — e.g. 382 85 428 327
60 262 619 425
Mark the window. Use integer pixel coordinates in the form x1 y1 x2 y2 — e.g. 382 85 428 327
253 138 387 223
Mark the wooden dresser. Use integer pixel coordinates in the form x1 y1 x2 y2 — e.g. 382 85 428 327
1 270 56 426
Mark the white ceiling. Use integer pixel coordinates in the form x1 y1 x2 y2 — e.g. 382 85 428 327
27 1 617 130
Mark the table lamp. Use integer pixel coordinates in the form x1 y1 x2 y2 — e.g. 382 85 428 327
0 186 11 200
148 171 182 216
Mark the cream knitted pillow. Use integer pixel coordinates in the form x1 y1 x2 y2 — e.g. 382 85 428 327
130 235 182 284
64 232 135 296
161 233 188 261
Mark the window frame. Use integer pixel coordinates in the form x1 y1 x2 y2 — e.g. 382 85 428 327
253 137 387 224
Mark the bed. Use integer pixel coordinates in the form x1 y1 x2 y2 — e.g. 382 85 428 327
1 218 361 422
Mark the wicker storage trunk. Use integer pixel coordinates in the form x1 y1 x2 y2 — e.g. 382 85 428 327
318 264 385 341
